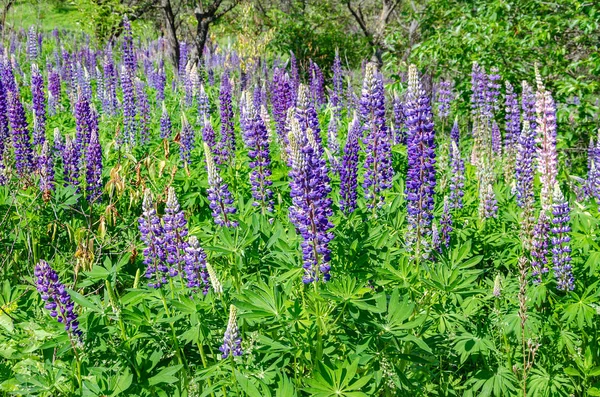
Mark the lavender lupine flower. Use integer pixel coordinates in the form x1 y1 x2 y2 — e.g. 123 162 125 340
202 116 218 155
0 77 9 157
122 17 136 72
184 61 194 107
27 26 38 60
404 65 437 259
392 93 407 144
440 196 452 248
139 189 168 288
34 260 82 338
77 63 93 103
432 223 441 253
197 84 210 124
7 91 34 176
53 127 64 159
48 65 61 115
309 59 325 107
63 135 80 192
360 63 393 209
522 81 537 133
450 117 459 145
163 186 189 276
491 121 502 155
85 129 102 203
289 51 299 100
504 81 520 154
436 80 454 119
536 89 558 212
295 85 322 151
31 64 46 146
220 305 242 359
159 102 172 139
102 52 117 115
287 117 334 283
179 113 195 165
340 112 361 214
217 72 235 164
38 141 54 201
331 49 343 118
470 62 487 116
136 79 150 145
183 236 210 294
203 142 238 227
74 90 93 161
449 141 465 210
240 93 273 212
530 212 550 283
587 134 600 204
551 185 574 291
516 120 536 207
120 65 136 146
479 182 498 219
271 68 293 146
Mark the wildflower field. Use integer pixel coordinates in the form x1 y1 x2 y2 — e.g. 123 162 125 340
1 5 600 397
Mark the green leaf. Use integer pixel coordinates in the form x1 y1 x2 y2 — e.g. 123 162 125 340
148 365 184 386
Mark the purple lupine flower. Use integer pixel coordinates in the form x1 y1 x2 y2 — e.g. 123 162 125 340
331 49 343 119
139 189 168 288
178 42 188 81
587 135 600 204
289 51 299 100
184 62 194 108
432 223 441 253
240 92 273 213
27 26 38 60
197 84 210 124
136 79 150 145
202 116 218 155
48 65 61 115
122 17 136 72
530 212 550 283
522 81 537 133
295 85 323 151
217 72 235 164
440 196 452 248
53 127 64 158
470 62 487 116
203 142 238 227
31 63 46 146
220 305 242 359
179 113 195 165
120 65 136 146
183 236 210 294
491 121 502 155
154 59 166 103
63 135 80 192
536 89 558 212
38 141 54 201
450 117 459 145
77 63 93 103
159 102 172 139
436 80 453 119
339 112 361 214
516 120 536 207
287 115 334 283
163 186 189 276
346 77 356 114
85 129 102 203
404 65 436 259
7 91 34 176
34 260 82 338
102 51 118 115
309 59 325 107
74 90 92 159
479 181 498 219
0 77 9 158
271 68 293 147
449 141 465 210
95 66 105 110
504 81 520 156
360 63 393 209
486 67 501 116
392 93 407 144
551 185 574 291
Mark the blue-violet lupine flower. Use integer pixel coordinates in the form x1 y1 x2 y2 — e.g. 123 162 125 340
7 90 34 176
516 120 536 208
530 212 550 284
440 196 453 248
85 128 102 203
522 81 537 133
217 71 235 164
536 89 558 212
436 80 454 119
160 102 172 139
183 236 210 295
220 305 242 359
163 186 189 276
449 141 465 210
38 140 55 201
491 121 502 156
392 92 407 144
34 260 82 338
359 62 393 209
339 112 361 214
551 185 574 291
203 142 238 227
120 65 136 146
139 188 168 288
31 63 46 146
179 112 195 165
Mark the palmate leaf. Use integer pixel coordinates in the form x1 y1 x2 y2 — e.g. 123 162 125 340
528 367 574 397
235 280 287 323
453 333 496 364
465 367 518 397
304 360 372 397
560 281 600 329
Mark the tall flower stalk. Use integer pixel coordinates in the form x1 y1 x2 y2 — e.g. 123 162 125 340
203 142 238 227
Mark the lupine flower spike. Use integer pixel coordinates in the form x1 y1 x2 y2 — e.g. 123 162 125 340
551 185 574 291
220 305 242 359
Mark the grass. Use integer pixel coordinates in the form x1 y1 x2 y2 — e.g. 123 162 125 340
6 1 87 33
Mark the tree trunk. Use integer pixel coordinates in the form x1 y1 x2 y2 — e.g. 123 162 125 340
161 0 179 68
195 18 211 65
